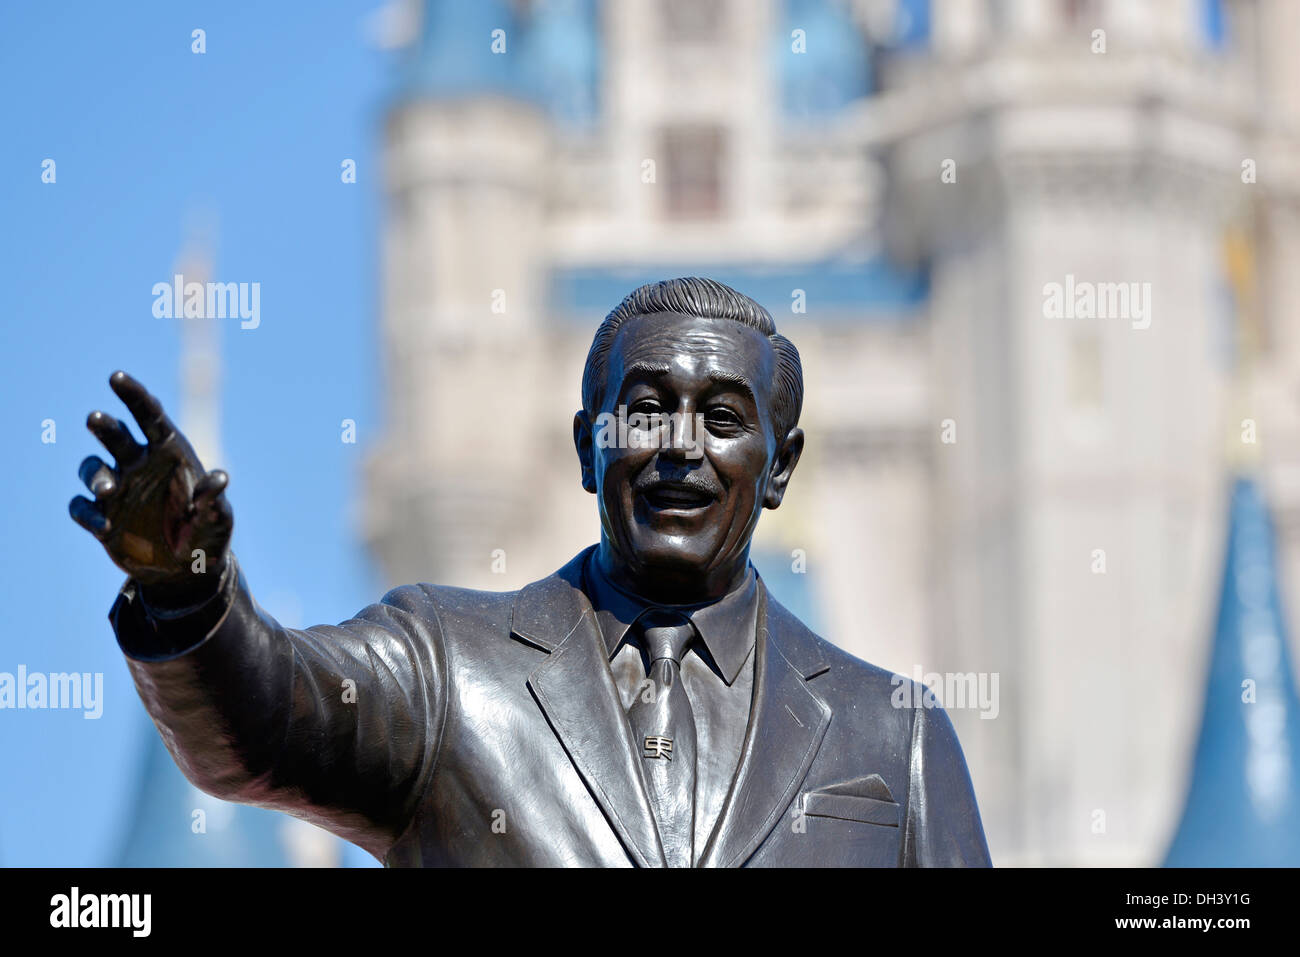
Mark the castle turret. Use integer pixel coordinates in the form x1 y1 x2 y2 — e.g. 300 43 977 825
366 0 553 588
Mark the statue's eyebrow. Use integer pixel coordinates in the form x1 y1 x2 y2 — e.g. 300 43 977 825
619 362 756 403
622 360 672 381
707 370 756 403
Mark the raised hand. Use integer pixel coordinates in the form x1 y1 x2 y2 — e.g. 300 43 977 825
69 371 233 606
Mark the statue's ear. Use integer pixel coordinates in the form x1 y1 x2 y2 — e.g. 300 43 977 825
763 427 804 509
573 411 597 494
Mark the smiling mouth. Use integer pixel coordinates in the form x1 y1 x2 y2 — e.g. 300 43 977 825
641 483 716 511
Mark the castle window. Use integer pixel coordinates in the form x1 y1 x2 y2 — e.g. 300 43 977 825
659 0 725 44
1061 0 1098 28
660 124 726 219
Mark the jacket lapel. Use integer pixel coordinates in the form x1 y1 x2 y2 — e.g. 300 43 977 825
512 549 667 867
699 584 832 867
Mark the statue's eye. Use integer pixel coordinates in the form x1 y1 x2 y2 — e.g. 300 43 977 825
704 407 742 430
628 399 661 417
627 402 666 433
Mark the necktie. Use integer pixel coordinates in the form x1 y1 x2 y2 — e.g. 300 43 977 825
626 609 697 867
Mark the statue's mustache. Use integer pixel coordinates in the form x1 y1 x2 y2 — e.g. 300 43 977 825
634 475 720 500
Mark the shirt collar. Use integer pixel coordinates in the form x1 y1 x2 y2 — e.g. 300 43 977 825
582 550 758 686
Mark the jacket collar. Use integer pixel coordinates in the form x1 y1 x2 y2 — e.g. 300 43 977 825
508 547 593 654
581 549 758 686
511 547 831 867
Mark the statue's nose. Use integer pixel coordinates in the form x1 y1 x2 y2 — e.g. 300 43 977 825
664 410 700 457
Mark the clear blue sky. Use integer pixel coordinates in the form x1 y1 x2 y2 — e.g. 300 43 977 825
0 1 390 865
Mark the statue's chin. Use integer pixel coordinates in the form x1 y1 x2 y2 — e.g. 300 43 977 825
624 529 712 568
616 537 740 601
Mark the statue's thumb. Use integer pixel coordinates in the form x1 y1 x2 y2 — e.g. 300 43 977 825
194 470 229 508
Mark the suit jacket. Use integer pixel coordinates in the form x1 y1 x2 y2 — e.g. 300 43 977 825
112 545 992 867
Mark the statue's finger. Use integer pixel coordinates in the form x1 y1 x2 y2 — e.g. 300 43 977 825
193 469 229 507
207 493 233 536
87 410 145 467
109 370 175 445
195 471 233 538
69 496 111 538
78 455 118 499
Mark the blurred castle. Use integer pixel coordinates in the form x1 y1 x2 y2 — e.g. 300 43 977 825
362 0 1300 866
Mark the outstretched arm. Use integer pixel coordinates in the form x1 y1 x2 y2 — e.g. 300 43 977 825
71 372 443 860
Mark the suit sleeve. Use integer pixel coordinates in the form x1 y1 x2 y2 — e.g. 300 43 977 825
110 553 446 861
900 702 993 867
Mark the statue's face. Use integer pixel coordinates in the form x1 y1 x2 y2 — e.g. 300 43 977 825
575 312 803 602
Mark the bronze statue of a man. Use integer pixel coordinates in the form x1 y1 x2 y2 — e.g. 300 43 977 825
70 277 991 867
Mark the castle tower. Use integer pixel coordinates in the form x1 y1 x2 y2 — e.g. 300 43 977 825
365 0 553 589
881 0 1265 863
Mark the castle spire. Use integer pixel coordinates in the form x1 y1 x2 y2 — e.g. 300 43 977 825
1164 477 1300 865
175 210 222 468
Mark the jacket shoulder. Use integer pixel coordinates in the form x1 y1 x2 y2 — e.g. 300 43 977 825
763 586 907 697
377 582 518 634
809 630 905 689
377 547 595 638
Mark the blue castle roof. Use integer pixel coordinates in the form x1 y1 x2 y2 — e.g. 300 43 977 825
396 1 923 122
396 0 601 125
397 0 528 100
775 0 874 116
1164 477 1300 866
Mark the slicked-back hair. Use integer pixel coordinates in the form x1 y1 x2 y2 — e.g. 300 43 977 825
581 277 804 440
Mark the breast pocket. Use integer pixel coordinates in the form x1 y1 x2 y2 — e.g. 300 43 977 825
802 791 901 828
797 790 903 866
